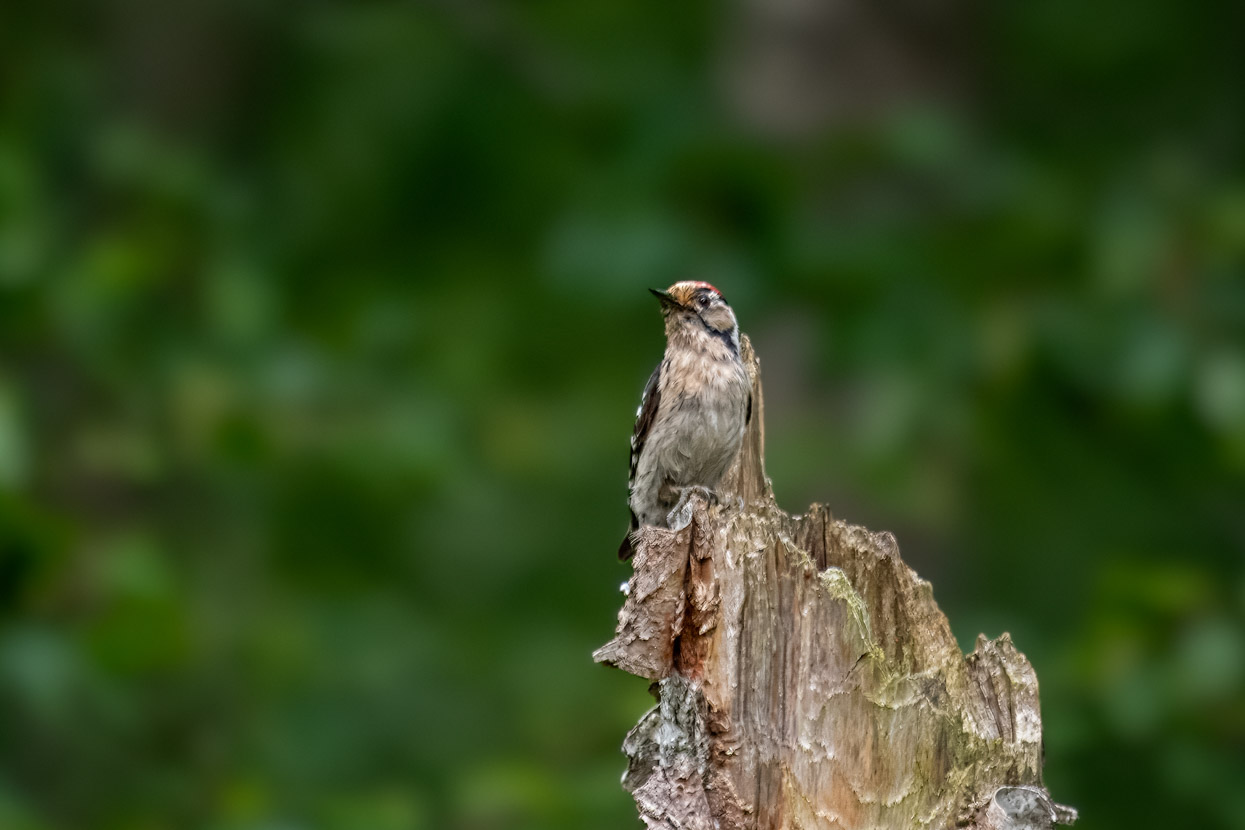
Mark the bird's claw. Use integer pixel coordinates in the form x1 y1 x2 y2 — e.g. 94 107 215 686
680 485 718 506
667 486 738 530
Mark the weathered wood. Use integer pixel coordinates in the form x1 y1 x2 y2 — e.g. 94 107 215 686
595 335 1075 830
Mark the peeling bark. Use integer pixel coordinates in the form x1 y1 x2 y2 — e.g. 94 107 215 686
595 336 1076 830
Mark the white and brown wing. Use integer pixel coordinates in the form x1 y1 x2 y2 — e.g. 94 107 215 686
619 360 664 560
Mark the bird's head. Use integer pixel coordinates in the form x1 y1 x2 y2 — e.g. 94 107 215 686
650 281 738 341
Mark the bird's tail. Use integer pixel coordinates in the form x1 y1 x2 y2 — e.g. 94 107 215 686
618 511 639 560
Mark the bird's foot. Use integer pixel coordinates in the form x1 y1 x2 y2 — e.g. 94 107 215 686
667 485 725 530
677 486 743 511
679 485 718 506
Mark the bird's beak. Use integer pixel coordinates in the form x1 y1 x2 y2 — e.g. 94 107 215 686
649 288 683 310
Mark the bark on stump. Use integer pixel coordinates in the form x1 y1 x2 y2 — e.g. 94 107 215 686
595 336 1076 830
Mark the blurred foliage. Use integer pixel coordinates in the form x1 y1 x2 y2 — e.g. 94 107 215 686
0 1 1243 829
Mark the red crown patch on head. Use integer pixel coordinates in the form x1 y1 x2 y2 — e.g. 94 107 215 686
688 281 721 295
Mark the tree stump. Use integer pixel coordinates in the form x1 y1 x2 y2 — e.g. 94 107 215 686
594 335 1076 830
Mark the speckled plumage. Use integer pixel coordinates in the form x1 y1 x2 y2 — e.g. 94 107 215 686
619 282 751 560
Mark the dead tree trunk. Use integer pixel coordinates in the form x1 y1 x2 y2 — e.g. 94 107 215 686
595 336 1076 830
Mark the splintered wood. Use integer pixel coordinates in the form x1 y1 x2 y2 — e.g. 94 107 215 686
595 336 1075 830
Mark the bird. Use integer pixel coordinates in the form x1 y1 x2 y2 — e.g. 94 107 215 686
619 281 752 560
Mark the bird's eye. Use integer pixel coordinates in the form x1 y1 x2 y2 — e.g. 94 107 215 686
696 294 710 308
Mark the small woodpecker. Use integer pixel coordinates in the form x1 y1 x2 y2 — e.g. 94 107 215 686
619 281 752 560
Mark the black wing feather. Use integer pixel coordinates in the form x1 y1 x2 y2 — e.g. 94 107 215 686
618 361 663 560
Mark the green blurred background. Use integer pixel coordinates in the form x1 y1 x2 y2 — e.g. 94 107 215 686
1 1 1243 828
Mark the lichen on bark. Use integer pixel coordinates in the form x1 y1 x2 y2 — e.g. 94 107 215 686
594 335 1076 830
